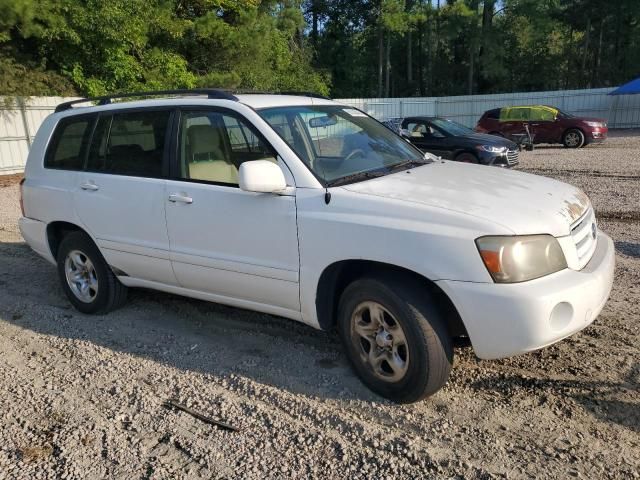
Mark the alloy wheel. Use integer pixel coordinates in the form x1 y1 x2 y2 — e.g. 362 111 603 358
350 301 409 382
64 250 99 303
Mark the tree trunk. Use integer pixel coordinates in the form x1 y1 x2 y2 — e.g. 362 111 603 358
592 18 605 86
385 33 391 97
418 20 425 96
477 0 495 92
581 17 591 87
467 48 474 95
467 0 479 95
378 24 384 97
407 30 413 85
311 0 319 47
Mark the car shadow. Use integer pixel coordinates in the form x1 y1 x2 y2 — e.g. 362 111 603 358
469 364 640 433
615 241 640 259
0 240 380 403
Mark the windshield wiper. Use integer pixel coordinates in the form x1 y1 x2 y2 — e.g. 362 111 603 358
387 159 430 172
326 170 388 187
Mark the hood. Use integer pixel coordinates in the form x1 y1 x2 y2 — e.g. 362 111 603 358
577 117 607 124
341 161 590 237
456 132 517 149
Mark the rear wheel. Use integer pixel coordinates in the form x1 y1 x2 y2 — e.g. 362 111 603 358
57 231 128 314
337 276 453 403
562 129 585 148
455 152 479 164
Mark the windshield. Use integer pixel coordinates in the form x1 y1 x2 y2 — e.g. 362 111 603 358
556 109 576 119
258 105 427 185
429 118 473 136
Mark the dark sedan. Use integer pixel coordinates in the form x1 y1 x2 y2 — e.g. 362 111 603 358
390 116 519 167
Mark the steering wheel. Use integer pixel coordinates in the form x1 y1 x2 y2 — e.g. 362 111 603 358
345 149 366 162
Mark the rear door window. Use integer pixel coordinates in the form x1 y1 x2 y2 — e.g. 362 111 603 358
87 110 171 177
45 116 94 170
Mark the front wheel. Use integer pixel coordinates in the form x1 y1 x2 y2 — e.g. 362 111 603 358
57 231 128 314
562 129 585 148
337 276 453 403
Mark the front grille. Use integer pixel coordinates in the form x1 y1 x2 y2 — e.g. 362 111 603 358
571 207 597 267
506 149 519 165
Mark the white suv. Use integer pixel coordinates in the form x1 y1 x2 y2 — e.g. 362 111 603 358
19 90 615 403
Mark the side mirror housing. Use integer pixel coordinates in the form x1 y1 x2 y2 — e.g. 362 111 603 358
239 160 287 194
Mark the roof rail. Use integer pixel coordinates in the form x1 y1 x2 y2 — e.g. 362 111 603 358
278 91 331 100
231 90 330 100
54 89 238 113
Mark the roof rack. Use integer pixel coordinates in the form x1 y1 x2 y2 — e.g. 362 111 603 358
54 89 238 113
231 90 330 100
277 91 330 100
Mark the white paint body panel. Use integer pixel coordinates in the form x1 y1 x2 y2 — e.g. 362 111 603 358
164 180 300 312
19 95 615 361
74 174 177 285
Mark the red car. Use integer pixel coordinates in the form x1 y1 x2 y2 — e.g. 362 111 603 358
475 105 608 148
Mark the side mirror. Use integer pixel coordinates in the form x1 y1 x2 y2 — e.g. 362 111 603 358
399 128 412 138
239 160 287 194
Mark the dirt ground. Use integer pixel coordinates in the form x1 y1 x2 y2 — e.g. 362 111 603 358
0 134 638 479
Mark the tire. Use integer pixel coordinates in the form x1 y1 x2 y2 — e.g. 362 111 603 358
562 129 585 148
57 231 128 314
455 152 479 164
337 276 453 403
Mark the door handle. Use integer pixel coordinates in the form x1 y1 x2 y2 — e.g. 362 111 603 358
80 182 99 191
168 193 193 204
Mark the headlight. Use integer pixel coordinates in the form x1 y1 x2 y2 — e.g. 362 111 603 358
584 121 603 128
476 235 567 283
477 145 507 153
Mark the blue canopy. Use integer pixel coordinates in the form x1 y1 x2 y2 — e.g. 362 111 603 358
609 76 640 95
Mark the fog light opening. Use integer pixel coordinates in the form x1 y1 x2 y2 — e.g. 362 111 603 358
549 302 574 331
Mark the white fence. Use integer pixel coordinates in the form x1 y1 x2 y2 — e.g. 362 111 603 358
0 96 75 174
1 87 640 174
339 87 640 128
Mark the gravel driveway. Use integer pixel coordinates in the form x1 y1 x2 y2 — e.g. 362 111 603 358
0 135 638 479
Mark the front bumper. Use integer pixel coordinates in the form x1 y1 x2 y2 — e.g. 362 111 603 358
437 231 615 359
478 149 519 168
587 127 608 143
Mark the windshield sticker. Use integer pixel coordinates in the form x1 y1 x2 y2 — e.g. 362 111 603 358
343 108 368 117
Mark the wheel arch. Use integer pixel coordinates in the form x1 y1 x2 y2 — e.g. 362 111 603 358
453 149 479 162
562 126 585 143
315 259 468 339
46 221 88 260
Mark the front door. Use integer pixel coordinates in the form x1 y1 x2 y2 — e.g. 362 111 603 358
164 108 300 315
404 120 449 157
499 107 530 142
74 109 177 285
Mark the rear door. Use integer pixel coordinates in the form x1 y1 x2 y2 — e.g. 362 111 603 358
74 108 177 285
163 107 300 315
529 106 557 143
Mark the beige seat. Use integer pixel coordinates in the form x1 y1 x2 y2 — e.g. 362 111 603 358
186 124 238 184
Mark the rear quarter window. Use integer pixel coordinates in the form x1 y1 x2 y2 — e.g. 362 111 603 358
44 116 94 170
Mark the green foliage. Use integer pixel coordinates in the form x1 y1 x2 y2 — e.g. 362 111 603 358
0 0 638 98
0 0 328 96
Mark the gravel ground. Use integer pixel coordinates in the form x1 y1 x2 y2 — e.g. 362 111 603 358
0 134 638 479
